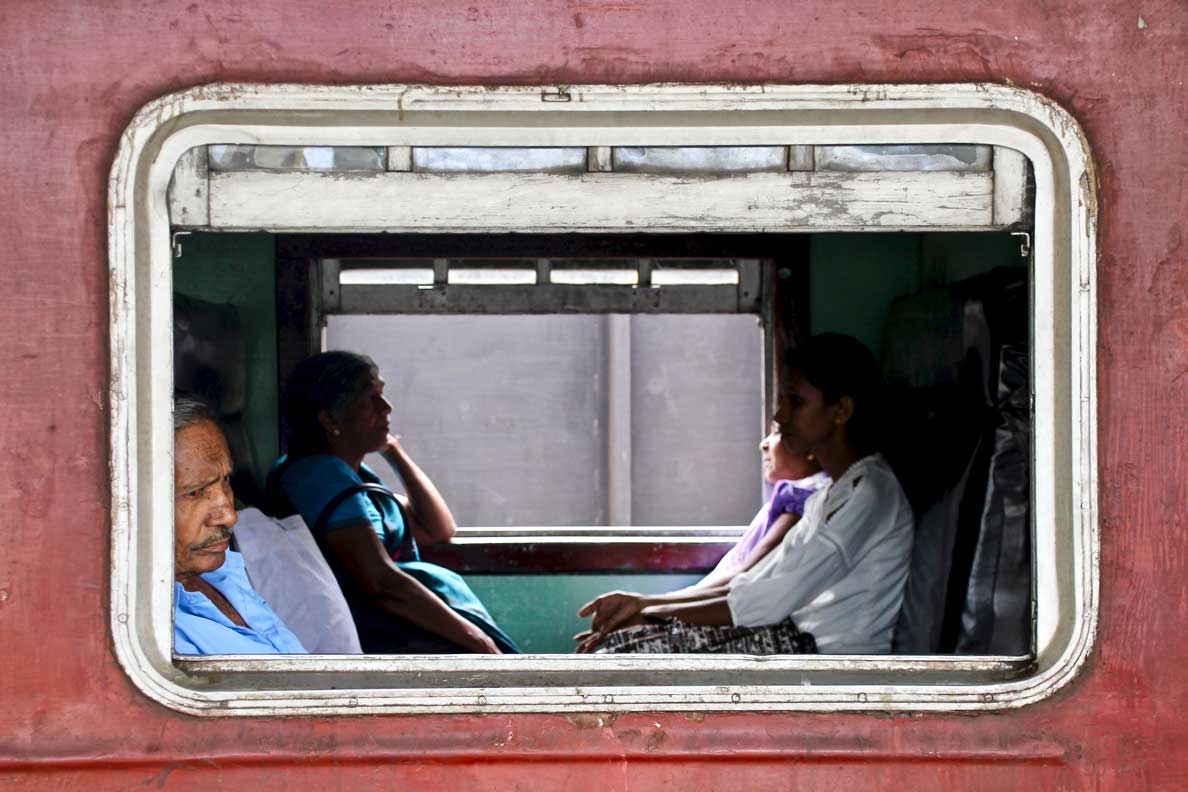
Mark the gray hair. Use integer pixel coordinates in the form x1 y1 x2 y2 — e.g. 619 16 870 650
173 393 216 432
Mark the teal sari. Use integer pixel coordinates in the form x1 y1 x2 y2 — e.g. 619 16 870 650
272 454 520 654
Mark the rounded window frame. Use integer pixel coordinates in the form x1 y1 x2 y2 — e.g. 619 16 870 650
108 82 1097 716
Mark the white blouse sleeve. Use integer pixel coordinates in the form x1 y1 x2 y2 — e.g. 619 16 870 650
726 464 903 628
726 531 848 627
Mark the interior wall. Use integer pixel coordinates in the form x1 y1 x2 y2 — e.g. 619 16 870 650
172 232 279 490
809 232 1026 357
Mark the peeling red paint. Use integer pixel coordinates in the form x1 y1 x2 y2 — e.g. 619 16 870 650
2 0 1188 787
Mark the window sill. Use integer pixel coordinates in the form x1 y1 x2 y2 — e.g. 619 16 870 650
422 527 740 573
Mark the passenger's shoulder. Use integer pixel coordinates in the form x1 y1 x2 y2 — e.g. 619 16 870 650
857 455 913 522
770 479 795 498
855 454 900 490
358 462 384 485
287 454 361 483
837 455 910 511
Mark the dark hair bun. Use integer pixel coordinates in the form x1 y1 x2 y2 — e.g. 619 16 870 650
283 351 378 456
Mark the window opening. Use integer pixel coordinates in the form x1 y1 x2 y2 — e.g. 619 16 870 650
612 146 788 173
815 144 993 172
411 146 588 173
208 144 387 172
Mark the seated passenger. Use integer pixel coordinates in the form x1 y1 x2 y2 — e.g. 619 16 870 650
267 351 519 654
575 333 913 655
698 430 831 587
575 424 828 637
172 395 306 655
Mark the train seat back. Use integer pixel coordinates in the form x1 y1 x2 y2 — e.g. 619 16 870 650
173 292 261 504
884 268 1031 655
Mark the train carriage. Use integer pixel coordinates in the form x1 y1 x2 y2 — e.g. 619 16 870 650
2 1 1187 789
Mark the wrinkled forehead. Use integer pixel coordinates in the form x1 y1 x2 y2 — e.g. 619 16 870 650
174 421 232 476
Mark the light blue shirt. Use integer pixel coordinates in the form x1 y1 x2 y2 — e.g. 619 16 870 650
174 550 307 655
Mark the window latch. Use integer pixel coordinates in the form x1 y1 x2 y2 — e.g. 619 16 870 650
541 86 572 103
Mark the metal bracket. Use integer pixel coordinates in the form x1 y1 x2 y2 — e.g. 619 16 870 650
171 231 191 259
1011 231 1032 259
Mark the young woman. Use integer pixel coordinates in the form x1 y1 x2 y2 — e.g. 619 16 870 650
268 351 519 654
574 423 828 645
575 333 914 655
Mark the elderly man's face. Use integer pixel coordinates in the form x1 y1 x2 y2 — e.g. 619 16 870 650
174 420 237 582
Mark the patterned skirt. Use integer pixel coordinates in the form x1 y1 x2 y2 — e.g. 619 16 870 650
593 617 817 655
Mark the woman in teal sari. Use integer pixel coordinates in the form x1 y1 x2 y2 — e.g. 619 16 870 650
268 351 519 654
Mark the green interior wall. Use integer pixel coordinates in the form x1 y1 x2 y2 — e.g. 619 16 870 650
809 232 1025 356
467 573 703 654
173 232 278 490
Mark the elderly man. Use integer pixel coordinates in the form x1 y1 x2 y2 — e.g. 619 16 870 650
173 394 306 654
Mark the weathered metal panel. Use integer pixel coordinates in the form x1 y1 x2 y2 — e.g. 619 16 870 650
336 283 756 313
1 0 1186 789
166 146 209 227
207 169 996 231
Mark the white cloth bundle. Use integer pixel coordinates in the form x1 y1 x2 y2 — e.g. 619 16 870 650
234 507 363 654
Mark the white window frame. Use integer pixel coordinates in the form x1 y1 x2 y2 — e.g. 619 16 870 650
109 83 1097 716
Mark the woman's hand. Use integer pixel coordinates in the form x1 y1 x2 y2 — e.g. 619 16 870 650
573 608 650 653
578 590 647 636
379 433 457 545
572 629 607 654
574 590 649 651
324 526 499 653
461 623 503 654
381 433 404 458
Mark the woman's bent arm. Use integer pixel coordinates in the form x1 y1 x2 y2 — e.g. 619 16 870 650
324 524 499 653
380 434 457 546
732 511 800 577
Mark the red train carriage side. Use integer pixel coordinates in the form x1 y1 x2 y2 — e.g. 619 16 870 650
2 1 1187 789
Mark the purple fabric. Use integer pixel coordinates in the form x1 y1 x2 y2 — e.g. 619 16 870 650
708 473 829 580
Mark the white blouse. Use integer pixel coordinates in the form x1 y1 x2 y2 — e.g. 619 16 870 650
726 454 914 654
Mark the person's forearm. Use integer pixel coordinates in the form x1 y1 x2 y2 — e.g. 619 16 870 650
382 443 456 542
642 596 734 626
374 571 493 651
733 513 799 577
639 584 732 607
672 569 733 595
